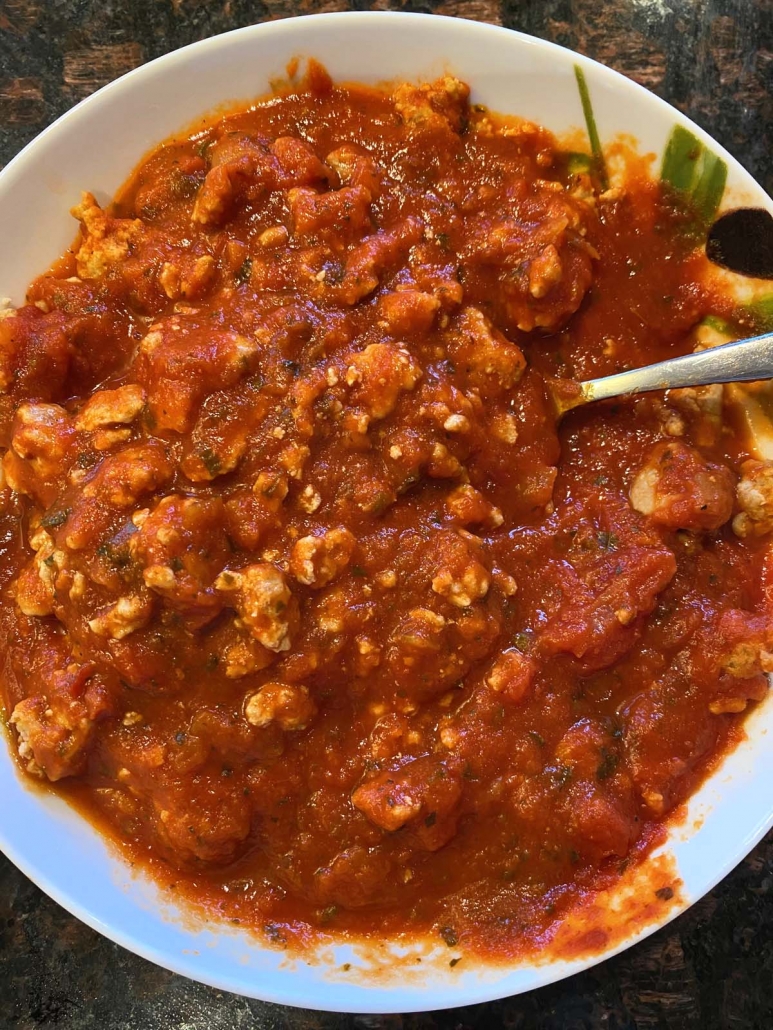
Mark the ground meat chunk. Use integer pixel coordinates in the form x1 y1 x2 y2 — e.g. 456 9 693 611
446 307 526 398
130 494 228 622
154 781 252 865
71 192 144 279
707 609 773 714
393 75 470 135
733 459 773 538
528 242 563 299
182 386 266 483
462 188 595 334
12 530 65 617
75 384 145 433
445 484 503 529
11 402 72 469
289 527 356 588
11 695 91 780
541 546 677 670
136 317 259 432
158 254 217 301
82 440 172 510
314 846 392 907
215 563 298 652
244 681 316 730
62 441 173 551
554 718 611 778
621 685 717 816
337 216 424 305
345 342 422 421
717 611 773 678
224 481 289 553
254 469 289 510
351 754 463 850
288 185 372 237
386 607 461 696
558 780 637 864
630 441 735 532
378 290 440 334
272 136 331 186
192 155 260 227
221 637 273 679
668 383 724 446
6 401 75 503
88 593 154 640
10 664 112 781
431 532 490 608
0 305 73 401
326 145 382 197
485 649 537 704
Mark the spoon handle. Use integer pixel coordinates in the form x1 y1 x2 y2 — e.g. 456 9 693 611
583 330 773 403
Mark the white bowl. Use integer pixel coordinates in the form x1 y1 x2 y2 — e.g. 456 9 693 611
2 12 773 1013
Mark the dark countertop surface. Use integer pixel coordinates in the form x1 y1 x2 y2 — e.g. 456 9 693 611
1 1 772 1027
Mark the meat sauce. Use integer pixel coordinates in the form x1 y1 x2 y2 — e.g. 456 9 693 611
1 66 772 959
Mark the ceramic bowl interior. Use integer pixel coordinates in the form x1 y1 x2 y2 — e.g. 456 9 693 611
1 12 773 1013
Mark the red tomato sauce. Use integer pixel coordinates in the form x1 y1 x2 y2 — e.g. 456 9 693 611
1 66 771 959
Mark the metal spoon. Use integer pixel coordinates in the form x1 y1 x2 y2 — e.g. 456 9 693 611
550 329 773 417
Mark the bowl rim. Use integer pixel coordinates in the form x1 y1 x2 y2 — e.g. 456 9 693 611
1 10 772 1012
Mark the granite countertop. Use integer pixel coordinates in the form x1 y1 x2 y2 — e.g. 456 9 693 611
1 1 772 1027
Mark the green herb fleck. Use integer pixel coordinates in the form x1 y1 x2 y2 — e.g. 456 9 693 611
513 631 532 652
41 508 71 529
235 257 252 284
264 922 287 945
596 747 618 781
351 565 367 578
370 491 393 516
597 530 619 551
96 541 131 569
143 404 157 431
200 448 222 476
553 764 572 789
